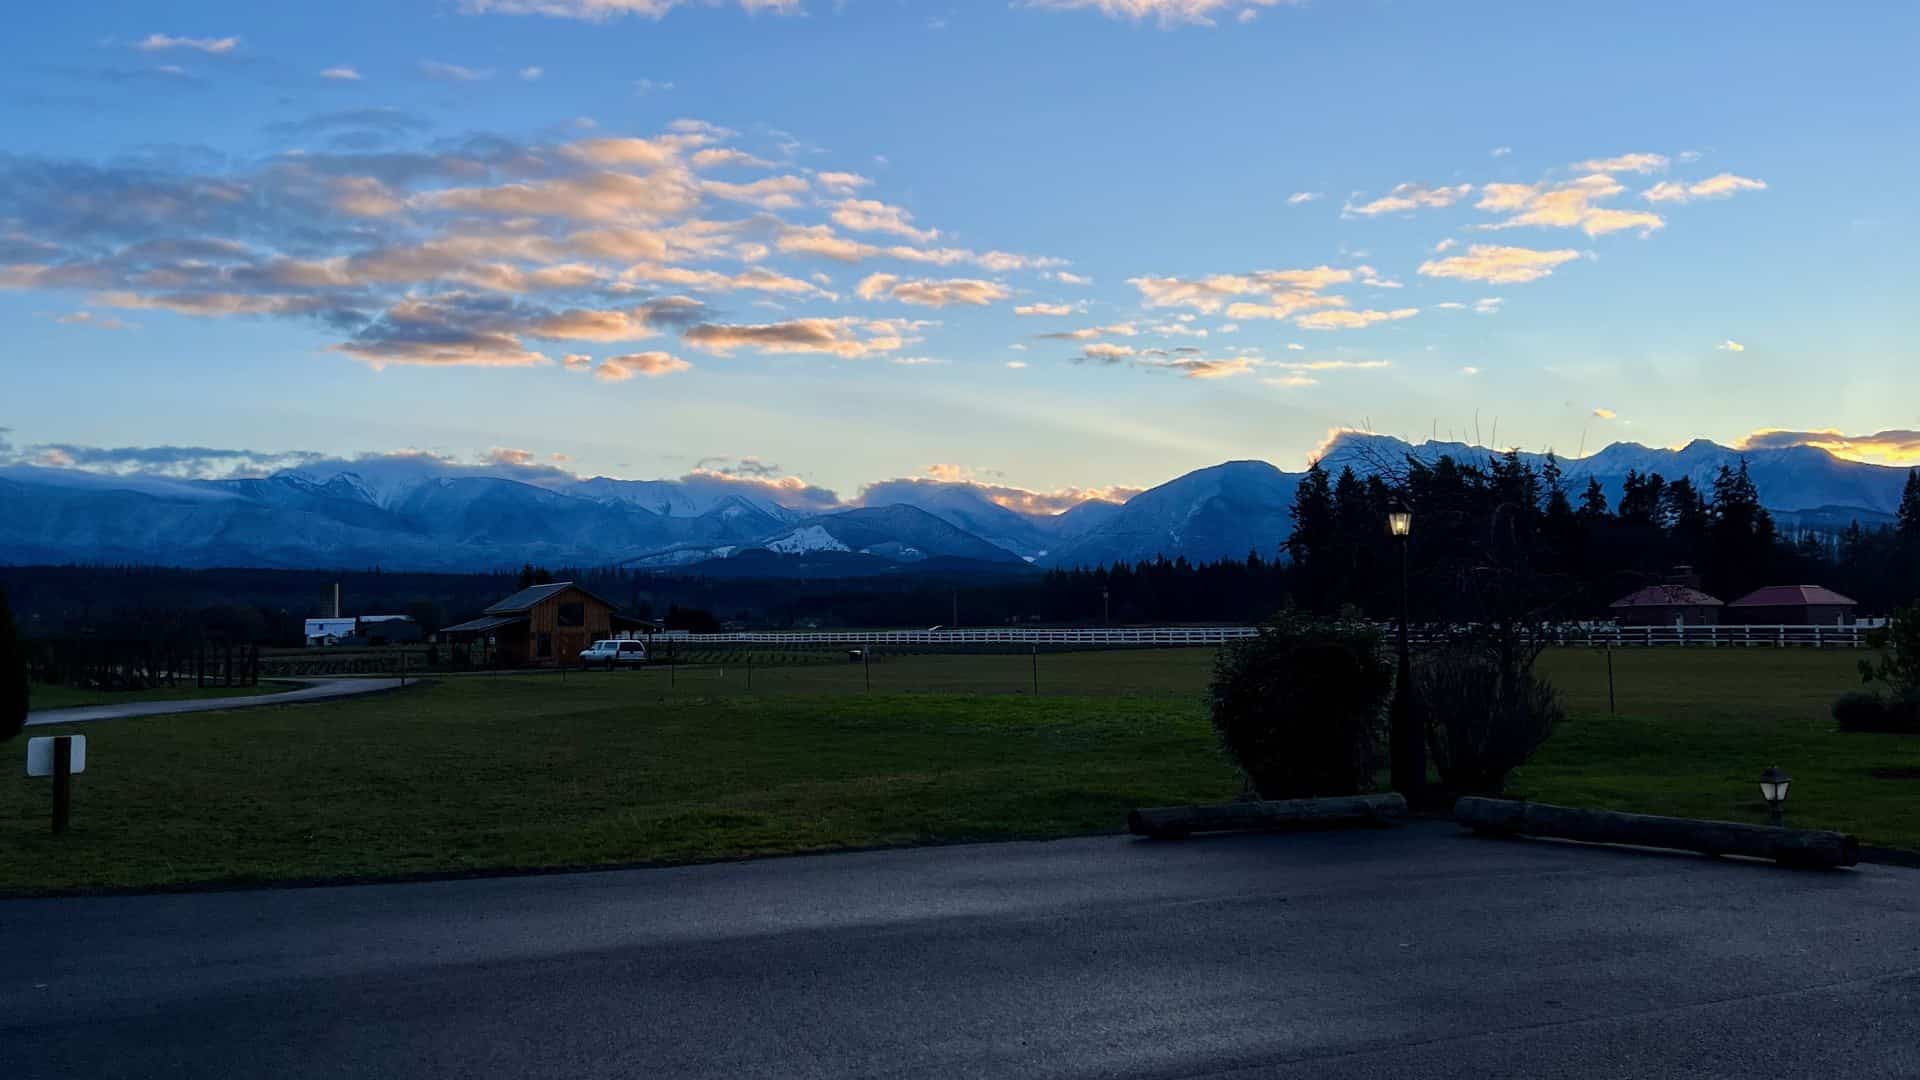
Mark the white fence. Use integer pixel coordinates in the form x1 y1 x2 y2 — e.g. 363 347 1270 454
661 624 1882 649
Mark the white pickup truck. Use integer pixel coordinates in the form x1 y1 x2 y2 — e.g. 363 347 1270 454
579 639 649 669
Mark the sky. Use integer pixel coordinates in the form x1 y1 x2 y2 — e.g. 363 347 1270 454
2 0 1917 508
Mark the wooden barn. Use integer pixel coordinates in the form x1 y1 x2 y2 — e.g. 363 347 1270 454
440 582 654 667
1727 585 1860 626
1608 584 1724 627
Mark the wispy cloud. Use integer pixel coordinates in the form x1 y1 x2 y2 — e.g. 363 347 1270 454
1570 152 1668 174
1644 173 1767 203
1015 302 1076 316
52 310 136 330
135 33 239 54
1476 175 1663 236
1418 244 1581 284
832 198 938 242
856 273 1009 307
1286 191 1321 205
1717 339 1746 352
1345 182 1473 217
594 351 690 380
419 60 494 81
1023 0 1298 29
460 0 804 19
1294 307 1417 330
320 66 362 81
683 317 919 358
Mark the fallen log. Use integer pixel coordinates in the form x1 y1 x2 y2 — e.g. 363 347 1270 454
1453 797 1858 868
1128 793 1407 839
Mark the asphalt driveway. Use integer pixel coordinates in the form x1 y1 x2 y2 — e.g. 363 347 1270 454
2 823 1916 1078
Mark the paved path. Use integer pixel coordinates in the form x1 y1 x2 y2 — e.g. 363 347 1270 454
3 823 1917 1078
25 677 413 726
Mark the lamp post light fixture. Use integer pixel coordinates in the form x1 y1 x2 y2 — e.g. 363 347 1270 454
1386 502 1423 798
1759 765 1792 827
1387 507 1413 539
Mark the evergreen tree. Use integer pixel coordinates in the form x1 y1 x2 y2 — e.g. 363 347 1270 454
1705 460 1776 598
1899 469 1920 546
1577 477 1610 521
1287 463 1337 611
1331 467 1376 611
1617 470 1666 528
1662 476 1710 564
0 585 24 741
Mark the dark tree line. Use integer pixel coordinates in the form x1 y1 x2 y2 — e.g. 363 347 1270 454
1283 451 1920 621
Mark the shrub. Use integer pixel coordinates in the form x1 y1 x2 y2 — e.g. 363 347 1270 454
1208 613 1392 799
1860 604 1920 696
0 585 25 741
1416 647 1562 796
1833 689 1920 734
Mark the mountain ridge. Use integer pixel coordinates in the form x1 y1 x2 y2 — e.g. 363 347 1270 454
0 434 1910 573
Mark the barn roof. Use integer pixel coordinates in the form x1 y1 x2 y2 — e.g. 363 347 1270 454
482 581 581 614
440 614 527 635
1729 585 1859 608
1610 584 1724 609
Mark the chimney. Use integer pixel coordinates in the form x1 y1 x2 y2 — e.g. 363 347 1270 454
333 583 341 619
1666 565 1701 590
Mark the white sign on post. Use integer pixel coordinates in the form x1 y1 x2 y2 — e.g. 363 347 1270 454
26 736 86 777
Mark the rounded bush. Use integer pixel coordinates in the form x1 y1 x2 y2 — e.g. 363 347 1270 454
1833 689 1920 734
1416 648 1562 796
1208 614 1392 799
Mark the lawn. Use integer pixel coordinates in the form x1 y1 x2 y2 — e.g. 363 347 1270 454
1519 648 1920 846
1 656 1232 893
28 680 298 712
4 645 1916 894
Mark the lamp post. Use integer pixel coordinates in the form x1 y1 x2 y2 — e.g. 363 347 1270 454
1386 503 1423 798
1759 765 1791 827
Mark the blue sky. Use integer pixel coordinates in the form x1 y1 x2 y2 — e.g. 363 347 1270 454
2 0 1917 507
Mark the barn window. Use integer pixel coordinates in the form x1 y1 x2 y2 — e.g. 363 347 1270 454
537 633 553 658
557 602 585 627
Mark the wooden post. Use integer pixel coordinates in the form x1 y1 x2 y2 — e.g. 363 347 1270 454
1031 645 1038 696
51 736 73 835
746 651 752 691
863 644 871 693
1606 646 1616 715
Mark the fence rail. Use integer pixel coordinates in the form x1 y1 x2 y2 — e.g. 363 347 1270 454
664 623 1881 649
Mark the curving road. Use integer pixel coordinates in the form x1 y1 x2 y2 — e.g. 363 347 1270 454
2 823 1917 1078
24 677 414 727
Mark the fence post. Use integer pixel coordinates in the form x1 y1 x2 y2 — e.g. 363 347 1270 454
51 736 73 835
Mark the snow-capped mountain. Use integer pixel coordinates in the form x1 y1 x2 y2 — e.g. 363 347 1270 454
1 433 1911 573
855 479 1058 559
1044 461 1298 569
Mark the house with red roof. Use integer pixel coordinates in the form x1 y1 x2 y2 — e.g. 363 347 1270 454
1727 585 1860 626
1609 584 1725 627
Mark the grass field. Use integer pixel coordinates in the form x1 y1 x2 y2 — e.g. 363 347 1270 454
5 646 1916 893
27 680 297 712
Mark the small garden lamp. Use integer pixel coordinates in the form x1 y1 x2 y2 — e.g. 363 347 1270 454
1759 765 1791 827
